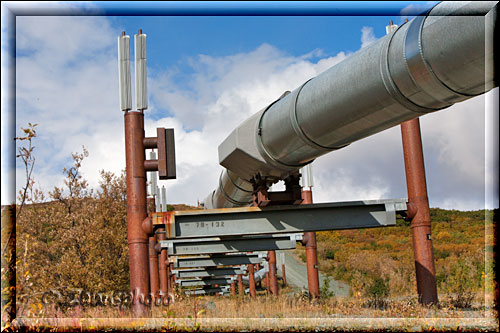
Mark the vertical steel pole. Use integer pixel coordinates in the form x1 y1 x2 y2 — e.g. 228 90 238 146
157 232 168 302
169 262 174 296
124 111 150 316
248 264 256 297
268 250 279 296
146 196 159 302
237 274 244 296
302 189 320 298
148 235 160 300
401 118 438 305
230 281 236 296
280 253 287 287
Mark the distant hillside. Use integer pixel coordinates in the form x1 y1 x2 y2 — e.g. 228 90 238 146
295 208 495 301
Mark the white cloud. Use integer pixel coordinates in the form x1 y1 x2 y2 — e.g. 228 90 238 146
11 15 496 211
361 26 376 48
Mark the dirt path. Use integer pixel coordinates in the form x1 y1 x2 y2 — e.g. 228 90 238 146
276 250 350 297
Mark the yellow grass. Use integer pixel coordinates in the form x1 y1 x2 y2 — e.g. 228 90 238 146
9 291 498 332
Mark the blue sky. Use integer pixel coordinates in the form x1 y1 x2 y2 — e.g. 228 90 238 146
2 1 498 210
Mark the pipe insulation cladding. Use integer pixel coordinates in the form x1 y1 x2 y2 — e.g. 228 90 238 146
204 1 498 209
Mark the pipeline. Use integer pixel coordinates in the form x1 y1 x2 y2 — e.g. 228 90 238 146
242 267 267 285
203 1 497 209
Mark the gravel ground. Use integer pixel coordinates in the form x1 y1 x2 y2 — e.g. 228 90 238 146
276 250 350 297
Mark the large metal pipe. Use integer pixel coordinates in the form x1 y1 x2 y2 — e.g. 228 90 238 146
205 1 497 209
402 118 439 304
124 111 150 316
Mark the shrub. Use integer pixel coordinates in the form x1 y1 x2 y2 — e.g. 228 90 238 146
365 277 389 309
325 249 335 260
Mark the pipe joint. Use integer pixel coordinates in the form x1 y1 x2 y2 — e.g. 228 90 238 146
405 202 418 220
142 216 154 236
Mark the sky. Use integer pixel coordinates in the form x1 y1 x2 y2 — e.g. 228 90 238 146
2 1 498 211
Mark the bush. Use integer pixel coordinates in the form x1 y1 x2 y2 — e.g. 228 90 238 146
325 249 335 260
365 277 389 309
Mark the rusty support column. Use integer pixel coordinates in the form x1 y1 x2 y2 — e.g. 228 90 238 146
268 250 279 296
157 232 168 303
401 118 438 305
248 264 256 297
146 197 160 302
237 274 244 296
302 190 320 298
230 281 236 296
281 261 287 287
124 111 150 316
169 262 174 296
148 235 160 300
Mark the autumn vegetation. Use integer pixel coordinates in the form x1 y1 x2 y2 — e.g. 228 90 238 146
1 124 497 331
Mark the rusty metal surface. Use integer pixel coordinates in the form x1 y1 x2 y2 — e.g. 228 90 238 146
230 282 236 296
248 264 256 297
401 118 438 305
302 190 320 298
148 235 160 298
268 250 279 296
237 274 244 295
157 228 169 301
124 111 150 316
144 159 159 172
143 136 157 149
281 262 287 287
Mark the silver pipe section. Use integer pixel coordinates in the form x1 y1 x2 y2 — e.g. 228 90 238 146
242 267 267 285
206 1 497 209
203 169 253 209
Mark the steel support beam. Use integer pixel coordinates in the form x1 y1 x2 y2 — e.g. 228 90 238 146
173 253 265 268
174 267 246 278
401 118 438 305
302 189 320 298
161 236 299 255
185 288 229 296
152 199 406 239
177 278 233 287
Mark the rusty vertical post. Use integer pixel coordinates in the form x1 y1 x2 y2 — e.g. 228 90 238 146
281 256 287 287
146 197 160 301
157 232 168 302
268 250 279 296
248 264 256 297
230 281 236 296
124 111 150 316
302 189 320 298
401 118 438 305
237 274 244 296
148 235 160 300
169 262 174 296
267 272 271 294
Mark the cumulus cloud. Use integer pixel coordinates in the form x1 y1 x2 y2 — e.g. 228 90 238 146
11 16 497 211
361 26 377 48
